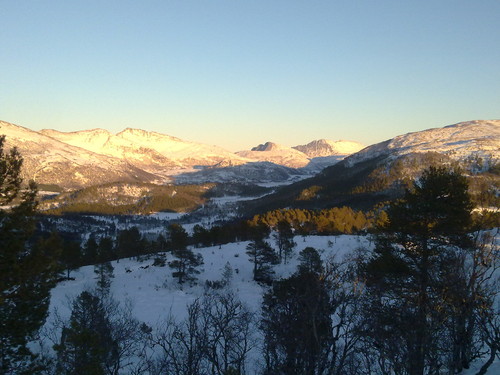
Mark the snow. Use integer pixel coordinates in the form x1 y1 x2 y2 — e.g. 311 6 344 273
40 231 500 373
42 235 370 369
293 139 365 158
148 212 186 221
1 119 365 187
347 120 500 167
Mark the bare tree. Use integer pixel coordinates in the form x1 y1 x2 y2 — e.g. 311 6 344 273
152 290 255 375
200 290 255 375
152 300 207 375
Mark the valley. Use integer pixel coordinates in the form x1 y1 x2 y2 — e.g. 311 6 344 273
1 119 499 374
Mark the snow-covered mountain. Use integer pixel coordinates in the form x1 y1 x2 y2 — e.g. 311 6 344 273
293 139 365 158
6 118 494 193
0 121 159 189
236 142 311 168
40 127 250 174
245 120 500 213
346 120 500 168
236 140 365 171
1 120 364 189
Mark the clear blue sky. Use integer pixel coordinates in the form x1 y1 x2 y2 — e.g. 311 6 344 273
1 1 499 151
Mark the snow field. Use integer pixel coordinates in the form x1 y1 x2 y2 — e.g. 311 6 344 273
46 235 371 333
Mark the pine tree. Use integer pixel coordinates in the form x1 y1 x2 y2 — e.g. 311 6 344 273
54 291 119 375
83 237 99 265
94 237 115 297
0 136 59 374
94 262 114 297
116 227 143 259
361 167 474 375
246 238 278 283
97 236 115 262
61 238 81 279
261 270 333 374
297 247 323 275
167 224 203 284
273 220 296 264
221 262 234 287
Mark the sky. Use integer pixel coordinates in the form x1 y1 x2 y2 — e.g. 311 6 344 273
1 1 499 151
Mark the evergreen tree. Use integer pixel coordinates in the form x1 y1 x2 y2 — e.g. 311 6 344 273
297 247 323 275
83 237 99 265
94 262 114 297
154 233 168 252
246 238 278 283
54 291 119 375
116 227 143 259
94 237 115 297
221 262 234 287
60 239 81 279
361 167 474 375
192 224 211 247
167 224 203 284
261 270 333 375
97 236 115 262
273 220 296 264
0 136 59 374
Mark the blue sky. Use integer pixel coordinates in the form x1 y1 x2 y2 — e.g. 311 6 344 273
1 1 499 151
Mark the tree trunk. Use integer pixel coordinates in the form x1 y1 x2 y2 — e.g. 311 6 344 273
475 345 496 375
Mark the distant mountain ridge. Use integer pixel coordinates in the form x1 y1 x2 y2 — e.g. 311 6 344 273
237 140 364 169
346 120 500 167
293 139 365 158
0 120 361 189
244 120 500 214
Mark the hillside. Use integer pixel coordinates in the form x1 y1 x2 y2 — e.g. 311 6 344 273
243 120 500 214
0 121 160 189
40 232 499 374
42 234 372 374
39 182 215 215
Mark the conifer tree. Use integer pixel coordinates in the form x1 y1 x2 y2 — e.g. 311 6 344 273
361 167 475 375
60 239 81 279
297 246 323 275
94 237 115 297
0 136 59 374
167 224 203 284
116 226 143 259
54 291 119 375
83 237 99 265
261 269 333 374
246 238 278 283
274 220 296 264
97 236 115 262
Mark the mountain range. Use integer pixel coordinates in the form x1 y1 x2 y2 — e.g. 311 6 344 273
0 120 363 189
244 120 500 214
1 119 498 210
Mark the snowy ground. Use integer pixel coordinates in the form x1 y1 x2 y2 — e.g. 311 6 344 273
41 233 499 374
47 235 369 327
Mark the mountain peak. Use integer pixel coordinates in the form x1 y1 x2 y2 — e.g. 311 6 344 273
293 139 365 158
251 142 281 152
